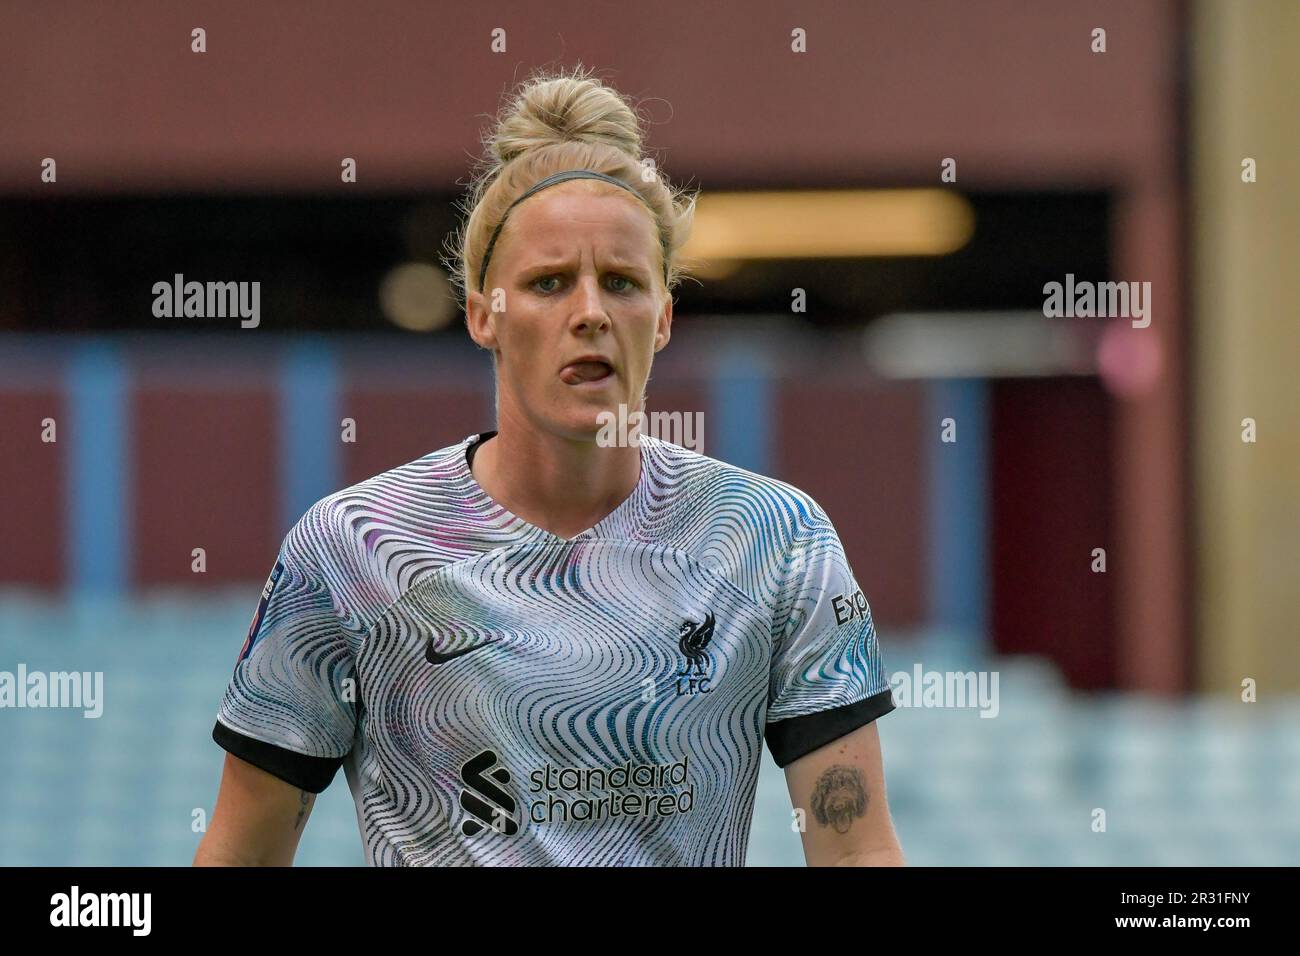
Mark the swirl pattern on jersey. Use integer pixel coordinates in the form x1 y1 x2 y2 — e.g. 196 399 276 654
216 432 892 865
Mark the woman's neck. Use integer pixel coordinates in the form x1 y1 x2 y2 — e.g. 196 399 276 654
471 417 642 540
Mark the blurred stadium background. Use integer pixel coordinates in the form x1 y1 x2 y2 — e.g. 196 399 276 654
0 0 1296 865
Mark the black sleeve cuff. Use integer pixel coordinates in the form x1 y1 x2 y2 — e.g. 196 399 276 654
765 688 897 769
212 720 344 794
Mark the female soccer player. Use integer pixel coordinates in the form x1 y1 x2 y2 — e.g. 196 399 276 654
195 67 902 867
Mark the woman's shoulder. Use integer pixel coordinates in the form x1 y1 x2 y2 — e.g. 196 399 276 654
325 436 472 506
639 435 831 529
284 435 478 557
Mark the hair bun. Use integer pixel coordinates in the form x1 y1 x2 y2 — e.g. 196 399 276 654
489 67 644 166
445 66 696 308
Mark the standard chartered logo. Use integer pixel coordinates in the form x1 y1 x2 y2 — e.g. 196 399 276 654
459 750 518 836
527 755 694 824
459 749 696 834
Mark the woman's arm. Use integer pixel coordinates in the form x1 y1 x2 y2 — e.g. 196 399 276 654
193 753 317 866
782 721 905 866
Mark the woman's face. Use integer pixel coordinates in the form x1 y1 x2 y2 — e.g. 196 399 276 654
466 183 672 442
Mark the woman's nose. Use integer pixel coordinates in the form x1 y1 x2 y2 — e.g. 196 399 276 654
569 276 611 333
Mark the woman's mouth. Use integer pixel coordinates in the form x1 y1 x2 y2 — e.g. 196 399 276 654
559 360 614 386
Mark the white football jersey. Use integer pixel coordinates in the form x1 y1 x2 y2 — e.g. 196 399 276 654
214 431 894 865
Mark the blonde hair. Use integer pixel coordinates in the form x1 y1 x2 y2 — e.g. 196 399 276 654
444 65 697 307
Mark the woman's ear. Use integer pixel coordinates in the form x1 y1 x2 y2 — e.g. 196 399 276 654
465 289 499 350
653 291 673 352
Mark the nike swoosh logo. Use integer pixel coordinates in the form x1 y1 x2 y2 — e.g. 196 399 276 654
426 638 500 666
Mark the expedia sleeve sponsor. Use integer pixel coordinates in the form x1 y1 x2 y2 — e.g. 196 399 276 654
212 516 358 792
764 501 894 765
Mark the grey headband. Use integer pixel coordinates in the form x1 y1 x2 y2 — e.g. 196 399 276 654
476 169 667 293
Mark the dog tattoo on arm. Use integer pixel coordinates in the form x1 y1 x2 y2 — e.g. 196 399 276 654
811 765 869 834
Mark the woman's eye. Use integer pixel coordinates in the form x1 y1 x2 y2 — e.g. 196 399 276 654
530 274 636 294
